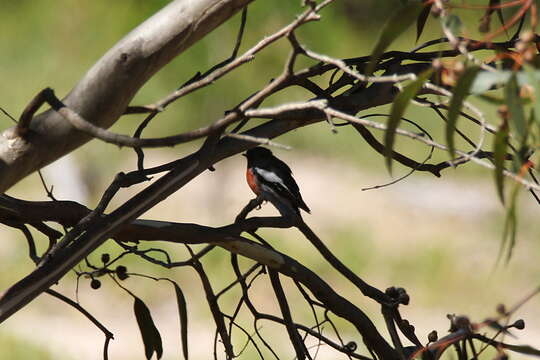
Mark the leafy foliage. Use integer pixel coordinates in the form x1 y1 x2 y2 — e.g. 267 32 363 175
0 1 539 360
493 118 509 204
445 66 481 159
367 2 423 75
385 68 433 172
416 1 432 42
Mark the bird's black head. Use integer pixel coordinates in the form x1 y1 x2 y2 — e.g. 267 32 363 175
244 147 272 160
243 147 272 166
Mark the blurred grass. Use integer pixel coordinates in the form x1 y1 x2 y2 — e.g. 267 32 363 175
1 1 539 359
0 332 66 360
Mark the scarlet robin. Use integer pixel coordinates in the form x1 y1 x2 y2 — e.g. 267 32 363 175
243 147 310 217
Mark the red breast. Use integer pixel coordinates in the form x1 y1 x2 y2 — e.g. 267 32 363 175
246 168 261 195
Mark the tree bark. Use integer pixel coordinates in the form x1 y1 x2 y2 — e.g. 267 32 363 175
0 0 252 193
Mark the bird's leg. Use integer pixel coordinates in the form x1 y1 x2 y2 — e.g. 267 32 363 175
235 196 264 223
254 195 264 210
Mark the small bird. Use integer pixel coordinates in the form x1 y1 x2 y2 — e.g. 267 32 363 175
243 147 310 217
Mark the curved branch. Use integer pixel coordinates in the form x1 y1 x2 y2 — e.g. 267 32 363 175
45 289 114 360
350 122 441 177
1 189 397 359
188 248 234 358
0 194 90 227
120 219 397 359
2 46 517 337
0 0 252 192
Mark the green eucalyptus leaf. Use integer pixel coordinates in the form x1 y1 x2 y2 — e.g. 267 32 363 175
476 93 505 105
505 73 527 143
525 65 540 127
494 0 506 32
493 122 508 204
497 183 520 266
366 2 423 75
416 1 432 42
384 68 433 173
446 66 481 159
470 69 540 95
441 14 463 37
470 71 510 94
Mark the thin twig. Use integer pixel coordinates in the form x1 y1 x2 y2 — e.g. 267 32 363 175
16 88 51 136
187 246 235 359
45 289 114 360
269 269 308 360
224 133 292 150
152 4 323 110
0 107 17 123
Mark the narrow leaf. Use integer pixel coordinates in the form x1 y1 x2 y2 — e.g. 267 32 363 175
525 65 540 127
416 1 432 42
512 110 534 172
366 2 423 75
504 193 517 264
504 343 540 357
495 7 506 34
470 69 540 95
497 183 520 266
134 296 163 359
493 121 508 204
385 68 433 173
491 0 508 37
173 282 189 360
470 70 509 94
446 66 481 159
476 94 505 105
505 73 527 142
441 14 463 37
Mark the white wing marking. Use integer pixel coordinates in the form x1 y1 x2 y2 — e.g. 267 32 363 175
254 168 291 192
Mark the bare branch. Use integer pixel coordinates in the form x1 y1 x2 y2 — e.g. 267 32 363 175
1 2 538 359
45 289 114 360
0 0 253 192
16 88 51 137
269 270 308 359
151 2 322 110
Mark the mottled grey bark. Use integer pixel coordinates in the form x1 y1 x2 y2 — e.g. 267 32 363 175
0 0 252 192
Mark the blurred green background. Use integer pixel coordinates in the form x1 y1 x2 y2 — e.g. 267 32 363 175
1 1 539 359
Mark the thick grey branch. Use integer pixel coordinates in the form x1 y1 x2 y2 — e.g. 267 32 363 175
0 0 252 192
